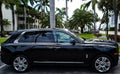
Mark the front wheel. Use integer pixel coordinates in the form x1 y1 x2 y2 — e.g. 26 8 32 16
12 55 30 72
93 55 112 73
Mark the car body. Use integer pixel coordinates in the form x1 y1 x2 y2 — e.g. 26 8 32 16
1 28 119 73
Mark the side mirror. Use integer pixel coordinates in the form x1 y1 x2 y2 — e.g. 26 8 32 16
70 40 76 45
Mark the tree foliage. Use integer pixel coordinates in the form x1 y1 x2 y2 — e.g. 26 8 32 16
69 8 99 33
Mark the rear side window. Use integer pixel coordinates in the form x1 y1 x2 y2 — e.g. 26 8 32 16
18 32 36 43
4 31 22 43
36 31 55 43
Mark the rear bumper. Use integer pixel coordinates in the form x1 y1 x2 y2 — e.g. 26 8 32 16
1 51 12 65
113 55 119 66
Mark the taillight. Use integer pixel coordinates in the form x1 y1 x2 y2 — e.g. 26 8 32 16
114 52 118 56
114 48 119 56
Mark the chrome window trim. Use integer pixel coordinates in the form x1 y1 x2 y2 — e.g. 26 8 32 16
14 31 26 43
14 30 56 44
34 61 84 64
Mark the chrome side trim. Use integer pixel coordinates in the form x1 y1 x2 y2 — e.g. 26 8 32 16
6 43 56 46
34 61 84 64
86 54 88 58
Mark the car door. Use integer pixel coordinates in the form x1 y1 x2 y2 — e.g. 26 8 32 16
18 30 56 61
33 30 56 61
54 31 86 62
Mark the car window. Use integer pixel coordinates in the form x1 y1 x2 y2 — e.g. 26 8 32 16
36 31 55 43
18 32 36 43
55 31 74 43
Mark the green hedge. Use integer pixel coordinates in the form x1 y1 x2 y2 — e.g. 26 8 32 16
108 34 120 42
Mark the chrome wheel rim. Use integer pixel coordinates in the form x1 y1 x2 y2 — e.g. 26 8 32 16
95 57 111 72
13 56 28 72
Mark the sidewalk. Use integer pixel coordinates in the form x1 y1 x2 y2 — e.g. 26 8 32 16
100 31 120 35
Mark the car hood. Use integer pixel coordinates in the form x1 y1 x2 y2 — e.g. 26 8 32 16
84 40 118 47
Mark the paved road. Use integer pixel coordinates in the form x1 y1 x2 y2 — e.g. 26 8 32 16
0 57 120 74
0 64 120 74
0 46 1 52
100 31 120 35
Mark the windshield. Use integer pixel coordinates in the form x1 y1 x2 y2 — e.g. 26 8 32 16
68 30 84 43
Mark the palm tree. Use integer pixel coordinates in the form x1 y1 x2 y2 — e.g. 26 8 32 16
82 0 98 33
20 0 35 29
65 0 72 28
98 0 111 39
114 0 117 42
50 0 55 28
98 0 120 41
0 2 3 37
69 8 97 33
2 19 11 32
34 0 49 13
0 0 10 37
98 13 106 31
34 0 51 28
55 8 66 28
4 0 20 31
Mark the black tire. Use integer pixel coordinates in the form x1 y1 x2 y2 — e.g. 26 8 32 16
92 54 113 73
12 55 31 72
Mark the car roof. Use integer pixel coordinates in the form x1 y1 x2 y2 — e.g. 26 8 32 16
16 28 69 32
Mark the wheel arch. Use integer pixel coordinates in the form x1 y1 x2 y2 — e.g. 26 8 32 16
10 52 32 64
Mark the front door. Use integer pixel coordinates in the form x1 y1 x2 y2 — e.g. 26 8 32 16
54 31 85 62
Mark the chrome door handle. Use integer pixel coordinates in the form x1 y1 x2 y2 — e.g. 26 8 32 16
55 47 61 49
47 46 53 49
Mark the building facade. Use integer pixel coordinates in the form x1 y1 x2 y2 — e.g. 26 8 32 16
1 4 17 31
108 13 120 29
0 4 41 32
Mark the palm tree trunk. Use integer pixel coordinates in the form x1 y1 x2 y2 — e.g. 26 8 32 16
10 4 15 31
0 3 4 37
24 6 27 29
50 0 55 28
81 26 84 33
106 8 109 40
66 0 68 28
93 8 96 33
114 0 117 42
98 23 102 31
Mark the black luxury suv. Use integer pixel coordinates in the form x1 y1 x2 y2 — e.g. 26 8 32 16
1 28 119 73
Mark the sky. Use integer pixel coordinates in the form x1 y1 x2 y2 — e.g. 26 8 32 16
55 0 103 18
55 0 103 29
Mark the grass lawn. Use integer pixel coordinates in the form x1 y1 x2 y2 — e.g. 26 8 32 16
0 37 8 45
77 33 94 39
119 46 120 53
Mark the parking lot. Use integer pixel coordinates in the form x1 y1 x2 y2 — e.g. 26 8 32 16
0 56 120 74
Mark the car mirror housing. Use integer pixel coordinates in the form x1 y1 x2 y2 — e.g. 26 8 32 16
70 40 76 45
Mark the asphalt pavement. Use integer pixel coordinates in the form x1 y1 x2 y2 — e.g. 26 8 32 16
0 58 120 74
99 31 120 35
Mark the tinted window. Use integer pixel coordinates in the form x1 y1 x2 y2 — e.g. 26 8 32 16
36 31 54 43
18 32 36 43
5 31 22 43
55 31 74 43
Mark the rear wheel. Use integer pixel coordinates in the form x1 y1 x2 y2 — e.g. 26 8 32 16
93 55 112 73
12 55 30 72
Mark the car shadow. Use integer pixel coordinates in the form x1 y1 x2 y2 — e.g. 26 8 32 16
0 64 119 74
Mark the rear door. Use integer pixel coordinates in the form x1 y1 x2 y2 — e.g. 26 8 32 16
18 30 56 61
34 30 56 61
